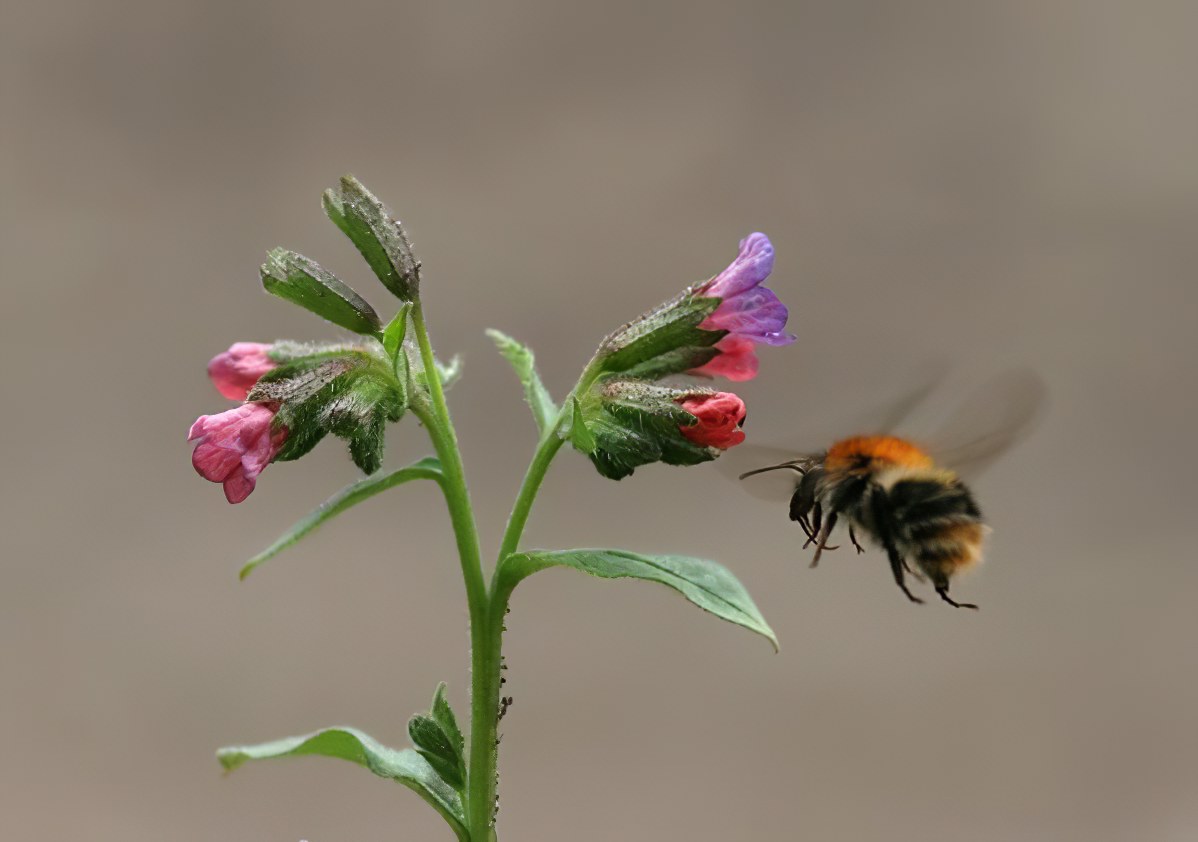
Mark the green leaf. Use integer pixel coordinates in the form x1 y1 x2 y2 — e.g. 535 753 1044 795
217 726 466 840
408 715 465 792
597 292 723 377
260 248 382 336
620 345 721 381
248 348 406 473
576 379 717 480
564 395 596 452
383 304 412 362
414 354 464 393
436 354 463 389
240 457 442 579
323 174 420 301
430 683 464 760
497 549 778 651
486 329 557 434
406 682 466 793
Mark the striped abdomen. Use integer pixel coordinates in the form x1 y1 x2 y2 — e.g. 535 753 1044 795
881 470 986 589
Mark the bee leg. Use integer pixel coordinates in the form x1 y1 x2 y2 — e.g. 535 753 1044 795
796 513 816 542
849 525 866 554
811 511 840 567
885 545 924 604
936 587 979 610
804 502 823 549
804 504 839 554
869 492 923 604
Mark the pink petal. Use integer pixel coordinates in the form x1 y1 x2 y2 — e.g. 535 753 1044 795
208 342 276 401
188 415 210 441
690 335 760 382
188 403 284 501
223 467 256 504
191 439 242 482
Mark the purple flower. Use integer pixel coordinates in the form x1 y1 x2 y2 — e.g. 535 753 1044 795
691 233 794 381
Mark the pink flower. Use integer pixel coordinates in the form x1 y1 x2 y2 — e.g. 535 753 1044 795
677 392 747 449
691 233 794 381
207 342 276 401
188 403 287 503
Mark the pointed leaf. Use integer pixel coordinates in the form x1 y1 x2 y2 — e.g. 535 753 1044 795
564 395 596 452
260 248 382 336
485 329 558 433
217 727 466 839
436 354 463 389
383 304 412 362
413 353 464 394
597 292 722 375
240 457 442 579
497 549 777 650
430 683 464 759
620 345 721 381
323 175 420 301
408 714 465 791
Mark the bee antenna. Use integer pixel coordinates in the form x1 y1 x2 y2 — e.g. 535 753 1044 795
738 462 806 480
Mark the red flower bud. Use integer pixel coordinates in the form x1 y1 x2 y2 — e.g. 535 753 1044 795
677 392 747 449
207 342 277 401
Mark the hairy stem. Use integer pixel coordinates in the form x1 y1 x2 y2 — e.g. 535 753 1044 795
496 358 603 564
408 304 492 839
445 418 567 839
471 364 600 834
412 325 601 839
497 426 567 564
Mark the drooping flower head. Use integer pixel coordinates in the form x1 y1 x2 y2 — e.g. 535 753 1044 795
691 233 795 381
590 232 792 385
677 392 747 449
208 342 277 401
189 403 287 503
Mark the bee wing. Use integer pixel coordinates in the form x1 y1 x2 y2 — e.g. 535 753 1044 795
925 369 1048 480
719 360 950 501
857 359 951 438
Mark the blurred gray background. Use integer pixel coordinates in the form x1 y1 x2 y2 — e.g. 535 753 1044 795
3 1 1196 840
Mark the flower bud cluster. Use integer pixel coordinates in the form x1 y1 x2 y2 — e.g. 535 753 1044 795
190 340 411 501
189 176 424 503
573 379 748 480
189 175 796 501
570 233 793 478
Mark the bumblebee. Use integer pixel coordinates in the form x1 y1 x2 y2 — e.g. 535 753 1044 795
738 371 1045 609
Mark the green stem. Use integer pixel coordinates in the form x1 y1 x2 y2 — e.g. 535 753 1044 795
409 303 486 625
496 356 606 571
451 417 568 840
468 597 504 842
411 316 601 839
408 304 493 840
495 357 603 565
497 426 567 564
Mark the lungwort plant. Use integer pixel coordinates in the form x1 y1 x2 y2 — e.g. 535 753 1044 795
190 175 794 840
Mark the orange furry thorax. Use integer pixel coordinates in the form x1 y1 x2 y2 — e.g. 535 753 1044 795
824 435 934 472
